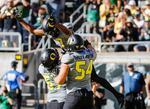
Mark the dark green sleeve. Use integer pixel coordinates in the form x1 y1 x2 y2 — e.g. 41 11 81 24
91 65 120 98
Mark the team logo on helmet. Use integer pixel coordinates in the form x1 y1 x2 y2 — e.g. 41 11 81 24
50 53 56 60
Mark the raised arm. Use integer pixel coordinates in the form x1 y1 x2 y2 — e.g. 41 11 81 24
18 19 72 37
55 23 72 36
91 66 124 107
18 19 45 36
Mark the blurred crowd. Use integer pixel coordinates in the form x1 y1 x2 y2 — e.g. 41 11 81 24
0 0 84 49
0 0 150 52
85 0 150 52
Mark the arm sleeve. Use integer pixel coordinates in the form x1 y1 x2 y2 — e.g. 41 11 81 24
91 65 120 98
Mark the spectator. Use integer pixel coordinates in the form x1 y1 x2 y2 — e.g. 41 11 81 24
86 0 99 33
32 5 48 49
16 0 31 44
99 0 118 29
46 0 62 21
0 6 4 32
114 12 126 41
33 5 48 28
0 60 28 109
128 0 138 16
133 12 144 29
124 17 139 51
102 5 116 42
0 86 13 109
110 0 123 12
99 0 111 28
133 19 150 52
0 0 18 47
140 20 150 41
0 0 18 32
120 63 146 109
142 1 150 22
113 12 127 52
124 8 133 21
116 0 122 12
101 5 116 51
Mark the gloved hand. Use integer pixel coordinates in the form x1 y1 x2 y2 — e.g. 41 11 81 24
12 7 23 20
47 15 56 28
42 15 56 32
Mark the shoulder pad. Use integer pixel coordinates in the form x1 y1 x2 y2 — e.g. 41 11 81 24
61 53 74 64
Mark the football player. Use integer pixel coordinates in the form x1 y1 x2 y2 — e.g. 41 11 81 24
54 34 95 109
38 48 66 109
13 8 124 108
12 7 72 49
54 34 124 109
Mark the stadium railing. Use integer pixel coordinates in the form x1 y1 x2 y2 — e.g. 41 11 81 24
0 32 22 51
70 3 85 26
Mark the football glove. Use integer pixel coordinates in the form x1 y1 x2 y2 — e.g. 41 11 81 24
42 15 56 32
47 15 55 28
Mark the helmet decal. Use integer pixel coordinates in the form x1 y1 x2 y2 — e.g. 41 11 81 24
50 53 56 60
